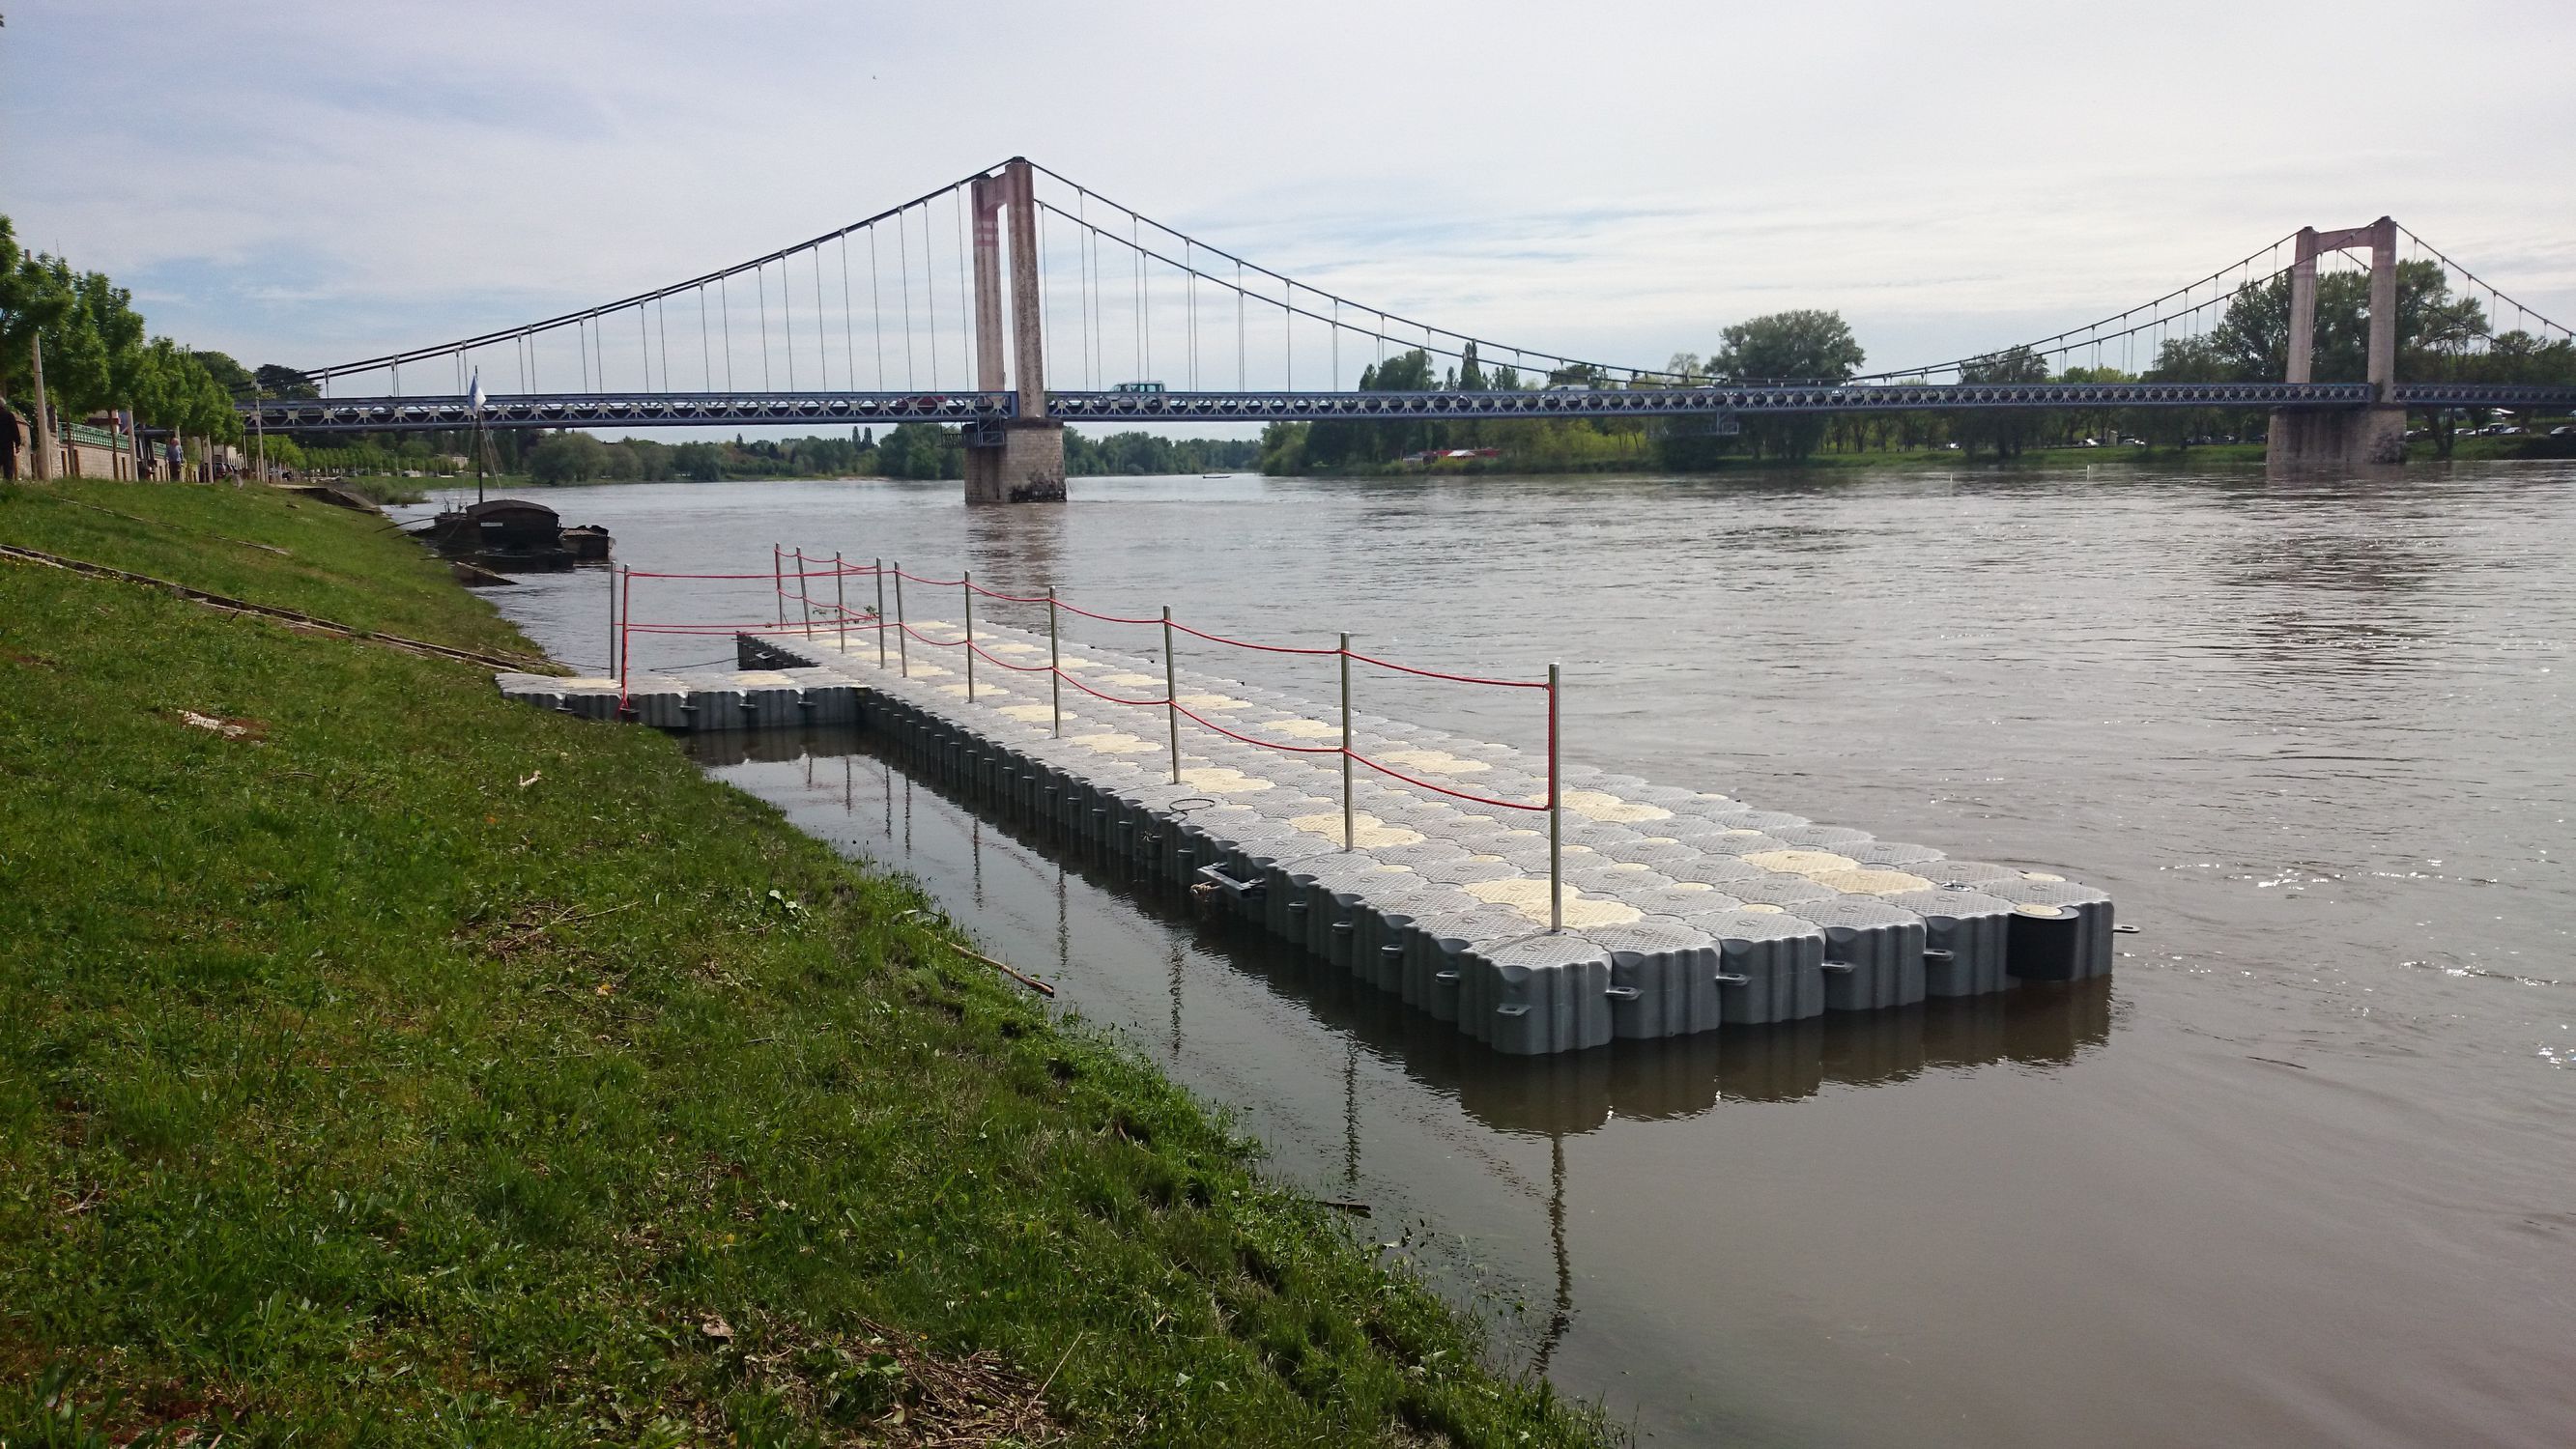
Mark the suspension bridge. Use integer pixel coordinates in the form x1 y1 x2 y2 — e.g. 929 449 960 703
243 158 2576 495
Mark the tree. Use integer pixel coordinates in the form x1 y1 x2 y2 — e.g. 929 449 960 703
1950 347 2050 458
254 363 320 400
1712 310 1864 461
528 431 608 483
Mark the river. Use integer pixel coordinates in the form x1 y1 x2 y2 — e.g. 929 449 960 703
418 464 2575 1447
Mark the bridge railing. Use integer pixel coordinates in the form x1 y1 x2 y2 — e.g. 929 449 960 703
612 550 1569 928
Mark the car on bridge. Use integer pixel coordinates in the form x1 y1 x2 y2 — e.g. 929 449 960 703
1112 381 1165 394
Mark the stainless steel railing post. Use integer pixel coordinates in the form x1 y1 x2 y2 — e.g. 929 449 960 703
1162 606 1181 785
962 571 976 702
873 557 887 668
1339 632 1354 851
1548 661 1562 933
893 563 908 677
834 552 846 653
1047 586 1062 737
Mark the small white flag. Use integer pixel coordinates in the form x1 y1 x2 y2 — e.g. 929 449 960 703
468 368 486 415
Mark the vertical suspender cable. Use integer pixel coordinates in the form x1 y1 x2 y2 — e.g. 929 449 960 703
900 210 917 388
782 252 799 390
870 227 886 389
839 234 857 391
1237 260 1245 389
759 261 776 390
956 187 971 386
699 288 711 390
578 319 589 392
657 297 670 392
1139 214 1152 385
638 305 651 390
721 276 735 390
1041 203 1059 393
1074 198 1094 389
922 206 939 388
814 247 830 389
1131 213 1144 384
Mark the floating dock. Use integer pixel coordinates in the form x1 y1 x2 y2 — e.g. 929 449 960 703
496 614 2112 1056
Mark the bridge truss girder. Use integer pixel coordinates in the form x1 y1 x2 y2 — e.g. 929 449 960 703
239 379 2531 436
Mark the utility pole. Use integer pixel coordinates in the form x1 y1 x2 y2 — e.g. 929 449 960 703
27 335 50 481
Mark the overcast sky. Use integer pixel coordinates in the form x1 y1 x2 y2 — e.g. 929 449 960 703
7 0 2573 393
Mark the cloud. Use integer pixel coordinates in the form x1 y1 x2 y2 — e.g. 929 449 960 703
7 0 2572 382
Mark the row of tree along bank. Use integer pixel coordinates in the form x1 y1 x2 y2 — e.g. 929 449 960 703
1259 269 2576 475
262 424 1263 486
0 216 290 481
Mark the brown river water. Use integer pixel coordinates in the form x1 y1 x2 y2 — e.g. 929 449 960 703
417 464 2575 1446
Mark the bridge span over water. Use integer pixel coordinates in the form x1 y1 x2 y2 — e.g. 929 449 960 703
246 159 2576 494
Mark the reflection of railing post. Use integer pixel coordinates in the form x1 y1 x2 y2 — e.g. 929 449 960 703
873 558 887 669
1548 661 1561 933
773 545 784 628
1047 585 1062 737
1161 605 1181 785
962 570 976 702
1339 632 1354 851
834 552 847 653
893 563 908 677
795 548 813 639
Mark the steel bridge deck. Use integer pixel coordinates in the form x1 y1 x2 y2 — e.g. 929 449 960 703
227 379 2576 435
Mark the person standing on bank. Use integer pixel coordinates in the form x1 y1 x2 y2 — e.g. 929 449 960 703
0 402 21 482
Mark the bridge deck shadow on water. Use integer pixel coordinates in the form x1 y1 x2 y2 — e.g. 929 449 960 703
687 725 2112 1138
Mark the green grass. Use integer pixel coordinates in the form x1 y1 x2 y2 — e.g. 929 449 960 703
0 486 1614 1446
0 481 531 660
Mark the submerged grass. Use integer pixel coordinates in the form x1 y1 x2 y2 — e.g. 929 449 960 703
0 486 1614 1445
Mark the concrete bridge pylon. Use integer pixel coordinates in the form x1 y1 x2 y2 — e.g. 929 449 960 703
963 157 1066 504
2268 216 2407 472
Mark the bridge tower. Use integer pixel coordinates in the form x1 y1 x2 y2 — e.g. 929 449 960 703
2268 216 2406 471
963 157 1067 503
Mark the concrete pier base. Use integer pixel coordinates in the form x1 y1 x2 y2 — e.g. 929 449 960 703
963 419 1067 504
2267 406 2407 473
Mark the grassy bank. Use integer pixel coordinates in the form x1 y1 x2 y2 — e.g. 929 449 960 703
0 482 1612 1446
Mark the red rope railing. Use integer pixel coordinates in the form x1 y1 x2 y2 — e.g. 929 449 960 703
613 545 1572 928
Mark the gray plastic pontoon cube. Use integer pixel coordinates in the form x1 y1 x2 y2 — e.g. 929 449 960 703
1849 839 1945 866
1586 916 1726 1039
1981 876 2115 980
1877 886 2018 996
1770 824 1874 849
1401 908 1531 1020
1910 858 2025 887
1701 910 1828 1025
1473 933 1616 1056
1798 896 1929 1011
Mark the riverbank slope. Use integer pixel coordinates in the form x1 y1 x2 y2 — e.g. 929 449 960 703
0 481 1613 1446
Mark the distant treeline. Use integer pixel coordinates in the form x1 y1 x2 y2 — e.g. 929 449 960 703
279 423 1258 483
1260 267 2576 473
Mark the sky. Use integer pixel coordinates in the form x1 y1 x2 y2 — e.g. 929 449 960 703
7 0 2575 412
